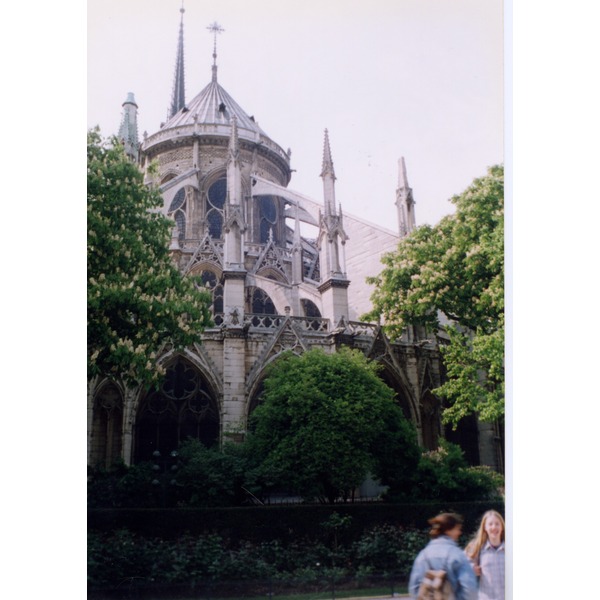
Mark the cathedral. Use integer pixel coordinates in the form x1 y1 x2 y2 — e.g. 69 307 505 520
88 9 502 477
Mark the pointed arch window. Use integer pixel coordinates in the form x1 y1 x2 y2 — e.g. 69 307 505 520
206 177 227 239
199 270 224 325
168 186 195 242
420 391 440 451
90 383 123 469
134 359 219 462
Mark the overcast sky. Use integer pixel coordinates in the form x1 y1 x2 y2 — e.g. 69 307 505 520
88 0 504 231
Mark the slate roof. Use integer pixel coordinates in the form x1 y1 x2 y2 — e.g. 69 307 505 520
162 67 268 139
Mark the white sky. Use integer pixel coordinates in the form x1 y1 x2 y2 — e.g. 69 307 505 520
87 0 504 230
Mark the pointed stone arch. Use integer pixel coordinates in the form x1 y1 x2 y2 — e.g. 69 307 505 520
184 234 224 272
133 354 220 462
364 329 418 423
245 318 309 415
90 380 125 469
253 238 289 282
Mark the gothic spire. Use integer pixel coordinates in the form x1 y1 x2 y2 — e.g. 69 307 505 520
320 129 337 216
320 128 336 180
395 156 416 237
398 156 409 189
168 4 186 119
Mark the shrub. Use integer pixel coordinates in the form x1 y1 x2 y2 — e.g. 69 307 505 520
386 440 504 502
352 525 428 578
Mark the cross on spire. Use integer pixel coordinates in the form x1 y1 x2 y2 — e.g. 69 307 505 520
207 21 225 66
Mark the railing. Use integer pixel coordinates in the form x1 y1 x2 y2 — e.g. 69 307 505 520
142 124 290 164
243 314 330 332
207 315 380 336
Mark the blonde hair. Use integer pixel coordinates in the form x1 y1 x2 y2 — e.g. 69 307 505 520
465 510 505 560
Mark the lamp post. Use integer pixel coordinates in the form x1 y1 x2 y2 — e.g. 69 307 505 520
151 449 179 507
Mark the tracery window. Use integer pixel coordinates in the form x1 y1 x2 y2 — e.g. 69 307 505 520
135 360 219 462
168 186 194 242
206 177 227 239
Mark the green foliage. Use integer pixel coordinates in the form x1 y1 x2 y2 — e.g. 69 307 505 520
87 462 157 508
406 440 504 503
352 525 428 578
246 348 420 503
88 523 437 591
365 165 504 426
173 438 251 507
87 129 212 386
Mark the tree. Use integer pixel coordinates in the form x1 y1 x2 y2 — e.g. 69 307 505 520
87 129 212 386
365 165 504 426
245 347 420 503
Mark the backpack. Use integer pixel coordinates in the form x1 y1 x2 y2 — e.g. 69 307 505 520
416 569 456 600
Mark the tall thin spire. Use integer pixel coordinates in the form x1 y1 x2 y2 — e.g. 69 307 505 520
320 128 336 180
168 3 186 119
320 129 337 216
396 157 416 237
207 21 225 83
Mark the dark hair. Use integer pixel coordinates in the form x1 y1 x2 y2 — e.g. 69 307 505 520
428 512 464 538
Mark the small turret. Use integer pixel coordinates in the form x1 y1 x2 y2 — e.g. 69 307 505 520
118 92 139 161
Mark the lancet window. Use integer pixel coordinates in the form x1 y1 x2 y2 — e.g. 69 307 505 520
168 186 194 241
90 383 123 469
206 177 227 239
199 270 224 324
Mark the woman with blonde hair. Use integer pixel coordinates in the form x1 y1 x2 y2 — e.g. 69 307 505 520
465 510 505 600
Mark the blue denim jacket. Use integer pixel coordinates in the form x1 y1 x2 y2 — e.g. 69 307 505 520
409 535 478 600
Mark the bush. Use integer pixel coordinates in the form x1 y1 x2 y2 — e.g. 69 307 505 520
352 524 428 578
88 523 432 590
88 462 159 508
386 440 504 503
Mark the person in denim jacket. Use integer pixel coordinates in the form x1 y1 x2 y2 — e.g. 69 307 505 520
409 512 478 600
465 510 505 600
